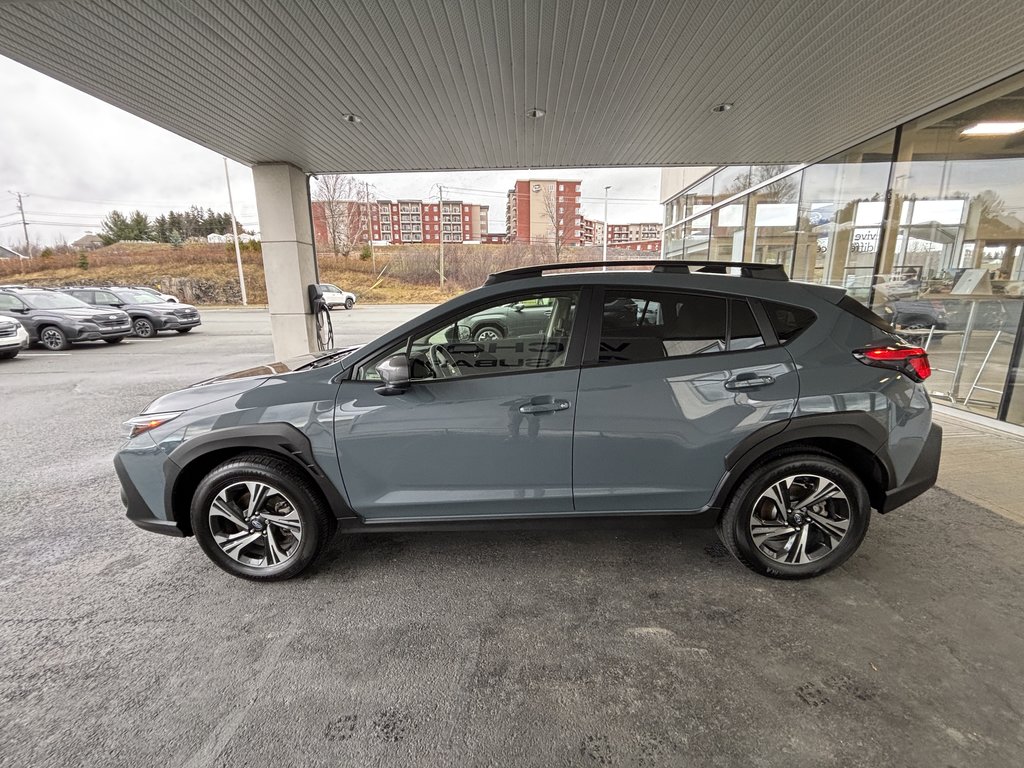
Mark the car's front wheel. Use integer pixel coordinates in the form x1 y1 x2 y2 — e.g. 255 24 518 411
191 454 335 581
133 318 156 338
176 328 192 334
717 452 869 579
344 297 354 310
104 336 125 344
39 325 70 351
0 348 19 359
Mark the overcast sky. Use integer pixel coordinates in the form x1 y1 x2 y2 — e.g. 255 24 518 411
0 56 663 249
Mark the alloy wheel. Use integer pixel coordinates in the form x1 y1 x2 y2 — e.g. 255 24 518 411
40 327 67 350
474 328 502 342
208 481 303 568
749 474 851 565
133 319 155 337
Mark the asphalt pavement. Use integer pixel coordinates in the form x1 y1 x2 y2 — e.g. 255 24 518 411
2 306 1023 768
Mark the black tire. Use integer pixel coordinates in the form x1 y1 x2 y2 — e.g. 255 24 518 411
344 298 354 310
104 336 125 344
716 451 870 579
176 328 192 334
0 348 19 359
39 325 70 351
473 324 505 342
191 454 335 581
132 317 156 338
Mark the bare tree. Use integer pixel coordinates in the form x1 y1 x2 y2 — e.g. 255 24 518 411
540 183 564 262
312 175 371 255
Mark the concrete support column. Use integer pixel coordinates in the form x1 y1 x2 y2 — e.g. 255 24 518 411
253 163 318 360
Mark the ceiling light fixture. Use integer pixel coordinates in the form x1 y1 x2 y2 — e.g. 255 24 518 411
341 114 362 124
526 108 546 119
712 103 734 113
961 121 1024 136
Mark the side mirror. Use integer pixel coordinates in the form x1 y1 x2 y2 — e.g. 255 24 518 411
374 353 411 395
511 303 524 312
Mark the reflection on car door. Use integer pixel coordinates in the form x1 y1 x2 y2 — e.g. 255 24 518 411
572 288 798 513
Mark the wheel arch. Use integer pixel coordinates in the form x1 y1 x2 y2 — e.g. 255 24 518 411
712 414 893 514
166 424 353 535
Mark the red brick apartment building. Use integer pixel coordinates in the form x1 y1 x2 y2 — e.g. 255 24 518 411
506 179 583 245
312 199 489 246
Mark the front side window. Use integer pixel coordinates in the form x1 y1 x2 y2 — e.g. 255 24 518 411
0 293 26 311
597 290 765 364
359 290 580 381
94 291 121 305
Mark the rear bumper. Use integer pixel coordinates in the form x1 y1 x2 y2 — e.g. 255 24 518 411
878 423 942 513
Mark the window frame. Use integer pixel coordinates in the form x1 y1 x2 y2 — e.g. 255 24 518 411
581 286 779 367
350 286 594 384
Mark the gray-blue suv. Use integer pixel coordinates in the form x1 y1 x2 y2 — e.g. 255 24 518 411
115 260 941 581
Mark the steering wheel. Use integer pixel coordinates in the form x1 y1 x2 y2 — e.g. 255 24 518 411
428 344 462 378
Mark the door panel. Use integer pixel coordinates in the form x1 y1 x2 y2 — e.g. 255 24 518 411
336 369 579 520
573 353 797 512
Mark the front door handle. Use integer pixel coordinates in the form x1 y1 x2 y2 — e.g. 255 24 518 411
724 373 775 390
519 399 571 414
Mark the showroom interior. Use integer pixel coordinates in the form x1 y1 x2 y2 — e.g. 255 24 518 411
662 72 1024 427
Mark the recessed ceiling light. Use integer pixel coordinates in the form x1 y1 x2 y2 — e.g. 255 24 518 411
961 121 1024 136
341 114 362 124
526 108 546 119
712 103 734 113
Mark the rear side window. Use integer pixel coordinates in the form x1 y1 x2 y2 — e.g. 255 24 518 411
597 290 765 364
763 301 816 344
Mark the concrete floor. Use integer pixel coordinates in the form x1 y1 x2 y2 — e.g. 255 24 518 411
2 307 1023 768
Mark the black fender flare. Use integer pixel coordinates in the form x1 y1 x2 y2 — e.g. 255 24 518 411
164 423 353 530
706 412 894 513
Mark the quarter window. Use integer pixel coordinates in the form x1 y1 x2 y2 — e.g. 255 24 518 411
763 301 816 343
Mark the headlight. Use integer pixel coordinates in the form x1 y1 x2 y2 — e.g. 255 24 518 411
123 411 183 438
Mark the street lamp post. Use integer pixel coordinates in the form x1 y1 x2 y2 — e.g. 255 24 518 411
602 185 611 271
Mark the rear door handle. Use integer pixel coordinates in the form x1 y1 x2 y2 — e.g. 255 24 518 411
519 399 571 414
724 373 775 390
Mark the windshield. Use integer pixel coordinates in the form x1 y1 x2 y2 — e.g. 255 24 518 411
115 290 163 304
320 284 342 293
21 292 91 309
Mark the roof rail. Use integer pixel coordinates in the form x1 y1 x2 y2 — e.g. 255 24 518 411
484 259 788 285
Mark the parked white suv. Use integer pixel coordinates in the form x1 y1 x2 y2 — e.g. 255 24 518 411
318 283 356 310
0 317 29 359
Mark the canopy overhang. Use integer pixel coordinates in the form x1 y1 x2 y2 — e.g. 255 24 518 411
2 1 1024 173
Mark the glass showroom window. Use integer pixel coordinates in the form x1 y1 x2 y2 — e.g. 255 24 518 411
883 75 1024 423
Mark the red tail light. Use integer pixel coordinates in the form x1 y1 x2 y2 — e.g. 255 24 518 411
854 345 931 382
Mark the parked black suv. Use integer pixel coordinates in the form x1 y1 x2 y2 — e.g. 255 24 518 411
118 260 942 582
0 288 131 349
62 287 202 337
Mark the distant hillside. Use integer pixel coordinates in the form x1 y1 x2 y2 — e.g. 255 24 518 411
0 241 658 304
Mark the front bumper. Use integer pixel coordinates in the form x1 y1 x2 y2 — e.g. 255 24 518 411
878 423 942 513
73 322 131 341
114 451 186 537
155 314 202 330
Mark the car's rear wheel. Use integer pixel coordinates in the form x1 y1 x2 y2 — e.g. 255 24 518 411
176 328 192 334
133 318 156 338
473 324 504 342
191 454 334 581
344 298 354 310
716 452 869 579
39 325 70 351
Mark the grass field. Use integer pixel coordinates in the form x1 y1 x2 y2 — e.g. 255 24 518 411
0 241 655 304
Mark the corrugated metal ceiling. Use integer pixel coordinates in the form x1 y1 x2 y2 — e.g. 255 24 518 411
2 0 1023 172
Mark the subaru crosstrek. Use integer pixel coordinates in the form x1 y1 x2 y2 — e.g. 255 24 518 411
115 260 942 581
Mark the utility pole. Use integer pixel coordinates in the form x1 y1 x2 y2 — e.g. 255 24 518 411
364 180 376 273
9 191 30 256
223 158 248 306
438 184 445 289
602 185 611 271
